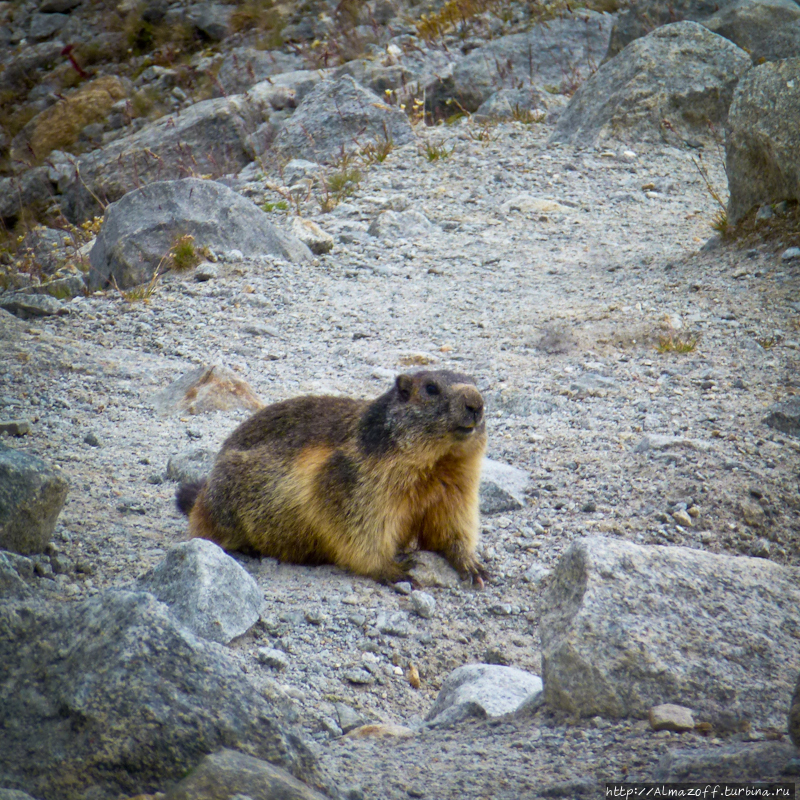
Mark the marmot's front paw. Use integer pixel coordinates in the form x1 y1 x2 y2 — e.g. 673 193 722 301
457 555 488 589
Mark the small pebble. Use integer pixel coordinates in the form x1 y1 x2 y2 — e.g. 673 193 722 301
257 647 289 670
410 590 436 619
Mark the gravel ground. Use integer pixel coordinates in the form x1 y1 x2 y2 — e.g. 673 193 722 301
2 119 799 797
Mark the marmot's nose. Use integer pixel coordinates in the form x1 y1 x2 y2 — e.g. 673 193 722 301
463 389 484 423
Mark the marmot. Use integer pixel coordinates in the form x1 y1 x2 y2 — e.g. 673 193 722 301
176 370 487 585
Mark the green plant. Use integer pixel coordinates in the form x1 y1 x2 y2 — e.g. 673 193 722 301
466 123 496 144
756 336 779 350
417 0 502 42
261 200 289 212
656 331 699 354
116 270 160 303
325 166 362 197
170 234 201 271
510 104 545 124
231 0 284 41
360 134 394 165
422 140 455 161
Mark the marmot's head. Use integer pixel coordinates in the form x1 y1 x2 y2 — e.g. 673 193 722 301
378 370 486 457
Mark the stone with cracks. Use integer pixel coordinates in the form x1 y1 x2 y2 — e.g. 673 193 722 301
702 0 800 63
726 59 800 225
134 539 263 645
425 664 543 727
163 749 330 800
551 22 751 147
606 0 800 62
88 179 312 290
448 11 614 113
272 75 414 163
540 536 800 729
0 443 68 555
654 741 797 782
605 0 730 58
58 94 271 223
479 458 529 514
149 364 263 416
0 590 326 800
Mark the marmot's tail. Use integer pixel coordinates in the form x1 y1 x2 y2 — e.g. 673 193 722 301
176 480 206 516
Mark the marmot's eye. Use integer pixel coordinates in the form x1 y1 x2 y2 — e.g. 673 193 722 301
425 383 440 396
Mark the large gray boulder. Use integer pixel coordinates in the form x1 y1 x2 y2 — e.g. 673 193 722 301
0 443 68 555
164 749 330 800
540 536 800 730
134 539 263 645
272 75 414 163
703 0 800 63
607 0 800 61
605 0 725 57
448 11 614 112
726 58 800 225
88 179 313 290
59 93 270 223
215 49 309 95
0 590 325 800
551 22 751 146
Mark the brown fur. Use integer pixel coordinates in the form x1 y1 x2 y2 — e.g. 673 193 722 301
178 370 488 584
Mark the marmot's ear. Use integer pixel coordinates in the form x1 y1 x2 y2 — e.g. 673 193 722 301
396 374 413 401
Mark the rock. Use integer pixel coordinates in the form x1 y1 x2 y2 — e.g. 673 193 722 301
634 433 713 452
134 539 262 645
334 702 363 734
407 551 461 589
501 194 569 216
479 458 530 514
410 590 436 619
790 671 800 747
186 3 233 41
0 790 39 800
345 723 414 739
726 59 800 225
376 610 411 637
0 168 53 222
215 50 310 96
425 664 543 727
9 76 126 166
28 11 68 40
649 703 696 732
272 75 414 163
474 88 547 121
0 443 68 555
39 0 81 11
0 41 63 96
703 0 800 63
0 420 30 436
59 93 274 223
88 179 312 290
782 246 800 262
540 536 800 728
0 551 33 598
552 22 750 147
0 591 324 800
0 293 67 319
290 217 334 254
605 0 728 57
161 748 329 800
654 741 798 781
166 447 214 484
149 364 263 416
449 11 614 112
367 209 436 240
258 647 290 670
